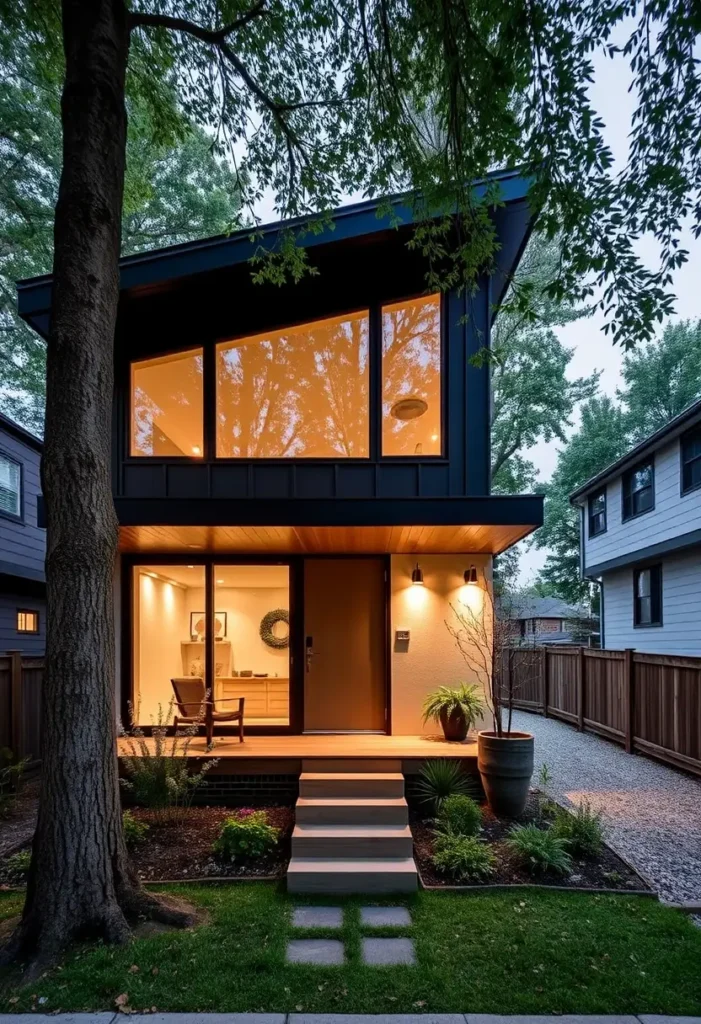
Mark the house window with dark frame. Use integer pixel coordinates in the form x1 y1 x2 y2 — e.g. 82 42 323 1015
16 609 39 634
622 460 654 521
633 565 662 627
588 490 606 536
681 426 701 494
0 452 21 519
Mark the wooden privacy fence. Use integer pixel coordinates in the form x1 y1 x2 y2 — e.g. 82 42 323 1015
0 650 42 769
499 645 701 777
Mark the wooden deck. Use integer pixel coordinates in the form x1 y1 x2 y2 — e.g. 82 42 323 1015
117 731 478 774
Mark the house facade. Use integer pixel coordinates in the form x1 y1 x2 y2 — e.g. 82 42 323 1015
503 596 595 646
0 411 45 655
18 171 543 738
571 398 701 656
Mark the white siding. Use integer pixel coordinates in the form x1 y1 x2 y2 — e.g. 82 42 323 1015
584 437 701 570
602 547 701 655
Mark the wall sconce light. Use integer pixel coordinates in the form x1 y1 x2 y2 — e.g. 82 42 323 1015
464 565 478 585
411 563 424 586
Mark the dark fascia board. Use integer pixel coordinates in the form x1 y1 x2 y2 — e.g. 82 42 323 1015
570 398 701 505
0 560 46 586
584 528 701 578
0 410 43 451
114 493 544 529
17 168 533 337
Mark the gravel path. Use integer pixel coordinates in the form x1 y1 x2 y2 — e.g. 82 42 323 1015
511 710 701 904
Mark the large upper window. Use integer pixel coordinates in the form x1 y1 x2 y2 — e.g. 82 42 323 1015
382 294 441 456
622 460 654 521
216 311 369 458
588 490 606 537
0 453 21 519
634 565 662 627
681 426 701 494
131 348 203 457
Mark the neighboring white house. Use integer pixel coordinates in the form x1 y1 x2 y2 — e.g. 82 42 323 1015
570 398 701 655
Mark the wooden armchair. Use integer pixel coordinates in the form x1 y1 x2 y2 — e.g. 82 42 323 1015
170 677 245 746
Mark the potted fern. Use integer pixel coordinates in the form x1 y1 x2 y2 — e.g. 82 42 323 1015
422 683 484 742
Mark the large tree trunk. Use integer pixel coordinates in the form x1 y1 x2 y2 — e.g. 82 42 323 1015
4 0 193 969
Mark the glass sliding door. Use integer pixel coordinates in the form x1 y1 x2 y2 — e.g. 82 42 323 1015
132 564 206 726
214 565 290 726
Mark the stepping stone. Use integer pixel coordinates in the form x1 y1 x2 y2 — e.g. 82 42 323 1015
360 905 411 927
286 939 344 965
361 936 416 965
292 906 343 929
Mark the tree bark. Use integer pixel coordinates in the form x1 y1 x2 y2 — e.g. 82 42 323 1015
3 0 193 969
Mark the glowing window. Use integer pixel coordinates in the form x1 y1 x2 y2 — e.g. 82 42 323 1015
216 311 369 458
382 294 441 456
16 610 39 633
131 349 203 457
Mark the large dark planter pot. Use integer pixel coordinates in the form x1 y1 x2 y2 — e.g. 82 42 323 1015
477 730 534 817
439 708 469 742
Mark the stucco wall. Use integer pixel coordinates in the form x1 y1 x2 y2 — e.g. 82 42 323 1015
390 553 493 735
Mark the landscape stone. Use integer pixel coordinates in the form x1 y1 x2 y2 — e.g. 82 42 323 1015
360 906 412 927
286 938 344 965
292 906 343 929
361 936 416 965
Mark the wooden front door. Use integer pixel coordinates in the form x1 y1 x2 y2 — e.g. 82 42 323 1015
303 558 386 732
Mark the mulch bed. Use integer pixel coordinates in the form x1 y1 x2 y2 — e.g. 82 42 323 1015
127 806 294 881
412 792 651 891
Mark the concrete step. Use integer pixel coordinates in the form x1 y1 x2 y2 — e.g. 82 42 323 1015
299 772 405 799
292 823 413 858
301 758 402 774
287 856 418 894
295 796 409 826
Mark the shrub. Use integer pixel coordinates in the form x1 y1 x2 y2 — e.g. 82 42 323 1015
551 801 604 858
432 832 495 882
506 823 573 876
436 794 482 837
0 748 29 817
213 810 280 863
416 759 480 814
123 809 149 848
5 849 31 882
119 700 218 821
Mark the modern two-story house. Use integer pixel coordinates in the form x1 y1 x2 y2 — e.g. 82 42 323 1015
571 397 701 655
0 411 45 655
17 170 543 744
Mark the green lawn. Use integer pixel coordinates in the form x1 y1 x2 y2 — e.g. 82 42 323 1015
2 884 701 1015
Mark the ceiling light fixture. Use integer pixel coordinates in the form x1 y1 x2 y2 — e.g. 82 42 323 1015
390 397 428 421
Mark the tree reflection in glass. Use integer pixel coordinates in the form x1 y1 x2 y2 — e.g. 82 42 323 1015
382 294 441 456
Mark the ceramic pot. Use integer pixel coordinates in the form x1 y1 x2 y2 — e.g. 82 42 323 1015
439 707 469 742
477 730 534 817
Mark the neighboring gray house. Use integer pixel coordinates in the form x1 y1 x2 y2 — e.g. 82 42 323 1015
571 397 701 655
504 595 596 645
0 411 45 655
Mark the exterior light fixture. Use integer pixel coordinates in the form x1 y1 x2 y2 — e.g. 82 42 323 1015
464 565 478 585
411 563 424 585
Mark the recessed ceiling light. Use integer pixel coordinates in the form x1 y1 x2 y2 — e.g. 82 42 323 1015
187 565 195 569
188 544 202 549
217 579 224 584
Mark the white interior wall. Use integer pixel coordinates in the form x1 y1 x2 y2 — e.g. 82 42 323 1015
133 571 189 724
185 586 290 676
390 553 493 735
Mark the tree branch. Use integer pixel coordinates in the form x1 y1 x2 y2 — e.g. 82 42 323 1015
129 3 268 44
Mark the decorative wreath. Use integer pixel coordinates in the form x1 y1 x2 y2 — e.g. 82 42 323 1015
260 608 290 649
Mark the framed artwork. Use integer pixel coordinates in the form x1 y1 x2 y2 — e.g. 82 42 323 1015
189 611 228 639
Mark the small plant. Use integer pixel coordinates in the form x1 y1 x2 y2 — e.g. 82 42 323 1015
536 762 558 819
506 823 573 876
436 793 482 837
213 810 280 863
122 809 149 848
422 683 485 731
416 759 480 813
5 849 31 882
551 801 604 858
0 748 29 817
432 832 495 882
119 700 218 822
537 762 552 789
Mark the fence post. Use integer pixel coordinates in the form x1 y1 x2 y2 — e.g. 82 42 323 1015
624 647 635 754
8 650 22 757
542 648 550 717
577 646 585 731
